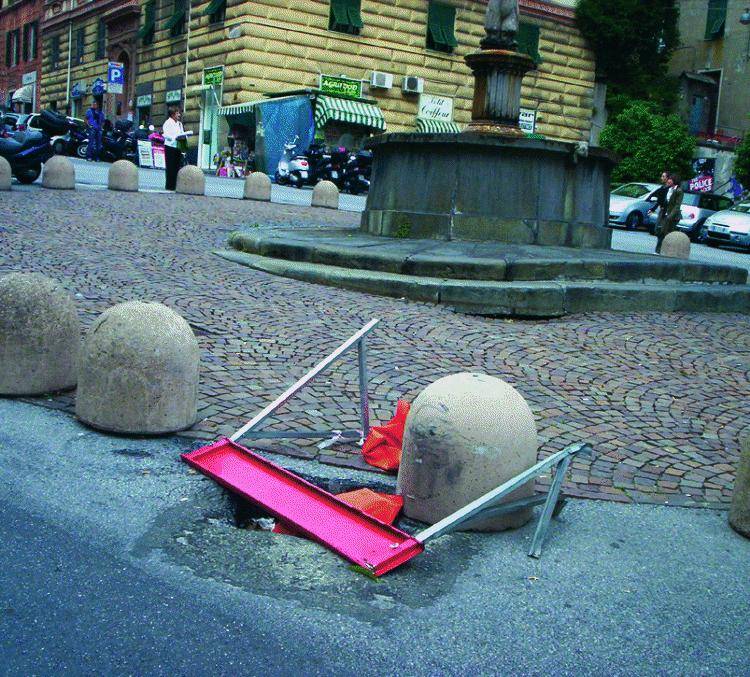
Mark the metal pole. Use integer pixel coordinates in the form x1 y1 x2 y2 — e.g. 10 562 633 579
528 454 572 559
357 337 370 439
230 319 380 442
415 443 590 544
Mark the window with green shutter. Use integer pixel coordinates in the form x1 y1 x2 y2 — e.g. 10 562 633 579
165 0 187 37
329 0 363 35
705 0 727 39
204 0 226 24
50 34 60 69
517 22 542 64
139 1 156 46
96 19 106 59
426 2 457 53
73 27 84 66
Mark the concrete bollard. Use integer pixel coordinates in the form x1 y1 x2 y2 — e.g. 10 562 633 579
0 156 11 191
42 155 75 190
176 165 205 196
397 372 538 531
108 159 139 192
729 436 750 539
76 301 200 434
661 231 691 259
311 180 339 209
243 171 272 201
0 272 80 395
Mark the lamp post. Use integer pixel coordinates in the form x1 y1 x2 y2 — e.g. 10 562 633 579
741 7 750 61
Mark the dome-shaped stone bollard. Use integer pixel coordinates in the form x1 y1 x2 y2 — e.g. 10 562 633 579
661 231 691 259
76 301 199 434
244 171 271 201
397 372 538 531
176 165 205 195
311 180 339 209
0 272 80 395
108 159 139 192
42 155 75 190
0 156 11 190
729 436 750 539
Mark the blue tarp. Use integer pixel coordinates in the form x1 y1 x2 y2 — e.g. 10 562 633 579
255 96 314 176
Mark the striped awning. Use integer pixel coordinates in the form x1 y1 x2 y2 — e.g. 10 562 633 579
218 101 259 116
314 95 386 131
415 117 461 134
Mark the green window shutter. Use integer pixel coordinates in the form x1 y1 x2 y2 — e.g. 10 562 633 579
427 2 457 51
96 20 106 59
204 0 225 17
517 22 541 64
347 0 363 29
705 0 727 39
166 0 187 35
138 1 156 43
5 33 10 68
329 0 362 33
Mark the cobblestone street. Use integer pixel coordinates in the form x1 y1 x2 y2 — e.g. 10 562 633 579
2 187 749 509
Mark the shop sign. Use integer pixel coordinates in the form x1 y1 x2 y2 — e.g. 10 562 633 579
203 66 224 87
71 82 85 98
166 89 182 103
319 74 362 100
418 93 453 122
107 62 124 95
22 71 37 86
519 108 536 134
137 94 153 107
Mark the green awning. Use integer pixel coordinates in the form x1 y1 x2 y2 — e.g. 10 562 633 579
164 8 186 30
314 95 386 131
203 0 225 17
218 101 259 116
415 117 461 133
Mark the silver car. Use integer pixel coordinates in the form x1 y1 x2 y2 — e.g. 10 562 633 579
703 203 750 251
608 182 661 230
675 191 735 241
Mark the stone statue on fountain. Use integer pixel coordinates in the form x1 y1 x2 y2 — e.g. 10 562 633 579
481 0 520 51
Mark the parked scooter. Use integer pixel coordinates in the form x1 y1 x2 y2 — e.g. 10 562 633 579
274 136 309 187
342 149 373 195
304 142 332 186
79 119 137 164
0 109 64 183
326 146 349 189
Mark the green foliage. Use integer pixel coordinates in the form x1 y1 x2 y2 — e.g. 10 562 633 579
576 0 680 110
734 134 750 188
599 101 695 183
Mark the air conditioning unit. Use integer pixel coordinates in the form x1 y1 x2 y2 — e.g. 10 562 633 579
402 76 424 94
370 71 394 89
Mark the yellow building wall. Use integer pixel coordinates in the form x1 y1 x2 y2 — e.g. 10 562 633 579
185 0 596 142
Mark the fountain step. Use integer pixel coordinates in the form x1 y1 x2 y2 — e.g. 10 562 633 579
215 248 750 318
228 228 747 286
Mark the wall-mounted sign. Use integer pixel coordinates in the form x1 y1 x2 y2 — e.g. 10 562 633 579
107 62 124 94
519 108 537 134
22 71 37 86
71 82 85 98
166 89 182 103
319 74 362 100
203 66 224 87
418 93 454 121
136 94 153 107
91 78 107 96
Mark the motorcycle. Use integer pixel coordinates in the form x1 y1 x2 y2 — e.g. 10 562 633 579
79 119 137 164
341 149 373 195
326 146 349 189
304 142 332 186
0 109 65 184
274 136 309 187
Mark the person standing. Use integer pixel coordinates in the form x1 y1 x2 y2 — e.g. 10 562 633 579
655 173 684 254
163 106 186 191
648 170 669 232
85 99 104 162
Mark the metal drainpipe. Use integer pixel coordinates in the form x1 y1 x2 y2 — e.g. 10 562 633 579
182 0 191 115
65 20 73 107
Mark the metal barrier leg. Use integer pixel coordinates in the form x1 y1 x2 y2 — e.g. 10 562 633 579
357 337 370 440
528 454 572 559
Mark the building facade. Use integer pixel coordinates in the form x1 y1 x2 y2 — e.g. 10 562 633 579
1 0 44 113
670 0 750 141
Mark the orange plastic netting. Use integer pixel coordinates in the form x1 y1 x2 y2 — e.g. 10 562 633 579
361 400 410 472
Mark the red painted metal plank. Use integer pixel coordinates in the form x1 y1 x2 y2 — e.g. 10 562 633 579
181 439 424 576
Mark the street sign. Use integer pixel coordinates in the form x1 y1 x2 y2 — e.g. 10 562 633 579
319 74 362 100
107 61 124 94
519 108 537 134
203 66 224 87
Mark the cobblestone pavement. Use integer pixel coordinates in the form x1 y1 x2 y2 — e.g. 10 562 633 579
1 187 749 510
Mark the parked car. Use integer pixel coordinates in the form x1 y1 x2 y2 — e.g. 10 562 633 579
2 112 33 131
671 191 736 241
701 203 750 251
608 182 661 230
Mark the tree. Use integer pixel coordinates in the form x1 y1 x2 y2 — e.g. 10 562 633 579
734 134 750 189
599 101 695 183
576 0 680 112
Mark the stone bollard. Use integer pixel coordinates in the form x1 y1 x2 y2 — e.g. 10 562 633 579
243 171 272 201
661 231 691 259
108 159 139 192
76 301 199 434
311 180 339 209
0 156 11 190
176 165 205 196
729 436 750 539
42 155 75 190
397 372 538 531
0 272 80 395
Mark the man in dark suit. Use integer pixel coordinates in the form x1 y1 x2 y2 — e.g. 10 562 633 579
655 173 684 254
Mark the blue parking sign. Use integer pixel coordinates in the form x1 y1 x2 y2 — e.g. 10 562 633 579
107 61 124 94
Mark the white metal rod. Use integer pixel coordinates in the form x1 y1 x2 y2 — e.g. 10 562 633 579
415 442 589 544
230 319 380 442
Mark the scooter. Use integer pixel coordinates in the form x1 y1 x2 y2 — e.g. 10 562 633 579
341 149 373 195
274 137 309 187
304 142 332 186
326 146 349 189
79 119 137 164
0 127 53 183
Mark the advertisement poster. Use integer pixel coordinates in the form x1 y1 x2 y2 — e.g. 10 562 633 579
137 140 154 168
152 144 166 169
689 158 715 192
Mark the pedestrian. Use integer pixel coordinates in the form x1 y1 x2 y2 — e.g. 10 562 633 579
85 99 104 162
163 105 187 191
655 173 684 254
648 170 669 229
